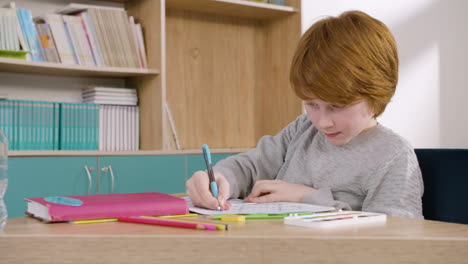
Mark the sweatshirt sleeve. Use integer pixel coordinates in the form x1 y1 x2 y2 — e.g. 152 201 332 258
362 149 424 219
213 115 307 199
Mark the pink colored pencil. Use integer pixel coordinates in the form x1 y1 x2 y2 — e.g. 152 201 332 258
118 216 217 230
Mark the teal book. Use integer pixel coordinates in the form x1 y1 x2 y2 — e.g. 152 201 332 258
53 103 60 150
92 104 99 150
17 100 24 150
59 103 68 150
23 100 32 150
81 103 99 150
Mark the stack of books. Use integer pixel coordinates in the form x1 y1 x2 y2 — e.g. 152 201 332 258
82 86 139 151
82 87 137 106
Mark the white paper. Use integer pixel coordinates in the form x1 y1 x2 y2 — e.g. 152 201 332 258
183 197 334 215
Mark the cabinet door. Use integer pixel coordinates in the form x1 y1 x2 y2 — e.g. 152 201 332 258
5 156 97 218
186 153 238 180
98 155 186 195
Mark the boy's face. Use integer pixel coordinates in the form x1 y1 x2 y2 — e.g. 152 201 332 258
304 97 377 146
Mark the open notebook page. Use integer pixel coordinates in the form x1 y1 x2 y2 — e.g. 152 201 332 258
183 197 334 215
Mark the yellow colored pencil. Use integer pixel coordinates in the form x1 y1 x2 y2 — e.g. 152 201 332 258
71 218 117 224
148 213 198 219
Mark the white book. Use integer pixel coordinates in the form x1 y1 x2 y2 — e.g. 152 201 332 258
110 105 116 151
128 106 134 150
0 8 19 50
122 106 127 151
121 106 126 151
82 92 137 98
63 15 95 66
105 105 112 151
3 3 29 58
98 105 104 151
44 14 76 64
128 16 142 68
84 86 137 94
135 23 147 68
79 11 103 66
34 18 60 63
83 100 137 106
134 106 139 150
0 9 7 50
83 95 137 102
55 3 124 15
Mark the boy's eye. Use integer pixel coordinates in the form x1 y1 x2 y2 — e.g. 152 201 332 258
331 105 345 109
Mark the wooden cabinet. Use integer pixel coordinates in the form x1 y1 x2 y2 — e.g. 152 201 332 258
5 156 97 218
136 0 303 150
5 152 238 218
4 0 302 154
98 155 186 194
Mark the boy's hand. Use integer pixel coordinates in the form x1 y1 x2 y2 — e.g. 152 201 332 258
186 171 231 210
244 180 315 203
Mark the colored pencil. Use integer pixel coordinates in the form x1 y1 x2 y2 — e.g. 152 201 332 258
118 216 218 230
71 218 117 224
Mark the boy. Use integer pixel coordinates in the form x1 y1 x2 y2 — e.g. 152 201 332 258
186 10 423 219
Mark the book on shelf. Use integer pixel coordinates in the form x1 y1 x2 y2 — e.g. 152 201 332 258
25 192 189 222
1 3 148 69
1 2 29 60
59 102 99 151
16 8 45 62
42 14 77 65
99 105 139 151
34 17 60 63
0 100 60 151
83 86 137 94
56 3 141 68
55 3 125 14
83 98 138 106
0 7 20 52
0 99 104 151
82 86 138 106
77 11 104 66
131 17 148 68
62 14 95 66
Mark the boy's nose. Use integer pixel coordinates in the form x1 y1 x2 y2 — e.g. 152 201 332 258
316 114 333 129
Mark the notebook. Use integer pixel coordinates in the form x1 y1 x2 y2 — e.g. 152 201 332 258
25 192 189 222
184 197 335 215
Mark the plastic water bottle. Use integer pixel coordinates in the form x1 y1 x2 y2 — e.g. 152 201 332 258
0 128 8 231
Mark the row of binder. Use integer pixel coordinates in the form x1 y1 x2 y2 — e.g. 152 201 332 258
0 100 139 151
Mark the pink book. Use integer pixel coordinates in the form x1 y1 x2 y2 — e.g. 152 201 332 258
25 192 189 222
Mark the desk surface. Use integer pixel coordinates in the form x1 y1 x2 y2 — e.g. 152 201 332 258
1 216 468 263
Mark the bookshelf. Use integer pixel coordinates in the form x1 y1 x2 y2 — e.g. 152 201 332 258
0 57 159 77
4 0 302 154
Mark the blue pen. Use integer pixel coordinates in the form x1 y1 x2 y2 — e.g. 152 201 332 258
202 144 220 210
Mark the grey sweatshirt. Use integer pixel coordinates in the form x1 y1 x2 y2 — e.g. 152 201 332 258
214 114 424 219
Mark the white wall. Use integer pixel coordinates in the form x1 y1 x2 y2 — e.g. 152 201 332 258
301 0 468 148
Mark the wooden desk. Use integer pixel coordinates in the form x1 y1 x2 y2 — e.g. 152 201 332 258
1 216 467 263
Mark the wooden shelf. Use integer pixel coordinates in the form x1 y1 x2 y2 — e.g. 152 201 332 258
166 0 298 20
8 148 249 157
0 57 159 78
